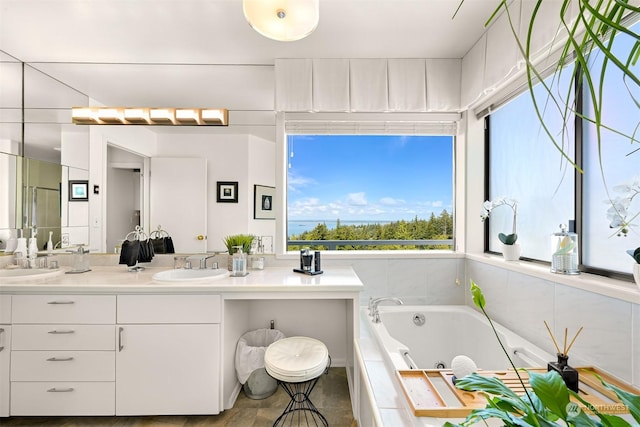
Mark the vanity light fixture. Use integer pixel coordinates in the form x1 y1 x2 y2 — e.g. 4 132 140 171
97 108 124 124
71 108 98 124
71 107 228 126
175 108 200 124
149 108 175 124
201 109 228 125
123 108 150 124
242 0 319 42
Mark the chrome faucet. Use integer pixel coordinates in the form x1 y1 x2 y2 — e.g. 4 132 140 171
369 297 404 323
198 255 219 270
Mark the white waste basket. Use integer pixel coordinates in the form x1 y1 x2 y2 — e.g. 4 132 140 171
235 328 286 399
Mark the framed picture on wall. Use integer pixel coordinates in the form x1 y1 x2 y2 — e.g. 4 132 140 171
254 185 275 219
69 180 89 201
217 181 238 203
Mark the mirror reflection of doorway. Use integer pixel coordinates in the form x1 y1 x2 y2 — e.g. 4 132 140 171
107 145 145 253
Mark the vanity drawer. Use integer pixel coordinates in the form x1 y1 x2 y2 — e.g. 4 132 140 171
12 325 115 350
11 351 115 381
12 295 116 324
117 294 221 323
0 295 10 323
11 381 115 416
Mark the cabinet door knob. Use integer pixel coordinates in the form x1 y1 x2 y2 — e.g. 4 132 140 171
46 357 74 362
47 387 74 393
48 329 75 334
47 300 75 305
197 235 205 241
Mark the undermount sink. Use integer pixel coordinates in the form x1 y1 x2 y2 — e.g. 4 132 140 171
0 268 64 282
152 268 230 283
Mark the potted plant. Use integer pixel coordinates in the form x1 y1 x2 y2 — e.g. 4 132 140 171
444 281 640 427
481 197 520 260
222 234 255 271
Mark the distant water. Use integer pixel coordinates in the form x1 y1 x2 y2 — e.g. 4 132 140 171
288 220 392 237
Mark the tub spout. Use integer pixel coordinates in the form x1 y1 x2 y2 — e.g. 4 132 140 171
370 297 403 323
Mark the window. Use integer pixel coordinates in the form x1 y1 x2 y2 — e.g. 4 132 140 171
285 132 455 251
582 20 640 274
488 70 576 261
488 20 639 277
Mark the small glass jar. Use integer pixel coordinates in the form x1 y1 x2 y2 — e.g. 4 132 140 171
252 256 265 270
173 256 187 269
550 224 580 274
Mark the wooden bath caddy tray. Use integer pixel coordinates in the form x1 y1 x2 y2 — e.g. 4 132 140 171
397 367 639 418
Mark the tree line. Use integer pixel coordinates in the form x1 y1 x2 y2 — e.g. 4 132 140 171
288 210 453 250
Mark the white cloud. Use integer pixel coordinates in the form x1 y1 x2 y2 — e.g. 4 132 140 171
287 173 316 192
347 192 367 206
288 198 324 216
379 197 406 206
432 200 444 208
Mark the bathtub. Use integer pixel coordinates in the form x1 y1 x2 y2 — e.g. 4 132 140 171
368 304 552 373
355 305 555 426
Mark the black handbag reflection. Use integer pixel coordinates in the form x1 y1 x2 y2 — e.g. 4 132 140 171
149 228 175 254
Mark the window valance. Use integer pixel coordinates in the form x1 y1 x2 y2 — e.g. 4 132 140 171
275 58 461 113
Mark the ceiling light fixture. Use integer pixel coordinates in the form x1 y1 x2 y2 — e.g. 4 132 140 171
71 107 228 126
243 0 319 42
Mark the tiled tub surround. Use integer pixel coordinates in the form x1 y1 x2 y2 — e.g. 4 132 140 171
358 306 553 426
466 258 640 389
351 254 639 426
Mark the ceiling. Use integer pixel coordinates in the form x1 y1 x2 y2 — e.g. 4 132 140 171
0 0 497 111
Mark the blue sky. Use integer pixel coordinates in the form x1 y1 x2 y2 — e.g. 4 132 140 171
287 135 453 221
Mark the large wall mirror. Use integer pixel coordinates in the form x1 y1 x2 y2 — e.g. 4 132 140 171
0 50 90 252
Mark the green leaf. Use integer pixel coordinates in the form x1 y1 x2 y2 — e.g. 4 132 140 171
499 233 518 245
470 280 485 310
597 414 634 427
529 371 570 419
600 380 640 424
465 407 534 427
568 383 631 426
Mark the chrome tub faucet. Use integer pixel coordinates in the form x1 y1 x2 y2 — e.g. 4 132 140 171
369 297 404 323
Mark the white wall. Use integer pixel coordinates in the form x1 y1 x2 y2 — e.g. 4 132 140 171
154 131 276 252
248 133 276 241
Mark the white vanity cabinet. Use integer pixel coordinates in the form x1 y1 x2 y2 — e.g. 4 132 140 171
115 294 221 415
10 295 116 416
0 295 11 417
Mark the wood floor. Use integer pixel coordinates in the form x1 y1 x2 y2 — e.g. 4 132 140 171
2 368 357 427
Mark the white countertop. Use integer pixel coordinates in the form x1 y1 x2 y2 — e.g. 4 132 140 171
0 266 364 295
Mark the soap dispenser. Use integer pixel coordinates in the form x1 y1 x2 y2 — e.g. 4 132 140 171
28 227 38 262
232 245 247 276
46 231 54 254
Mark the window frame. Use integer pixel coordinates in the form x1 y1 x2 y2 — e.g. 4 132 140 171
278 112 461 256
485 61 636 281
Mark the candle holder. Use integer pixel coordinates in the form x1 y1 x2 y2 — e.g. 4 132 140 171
547 353 579 392
543 321 583 393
